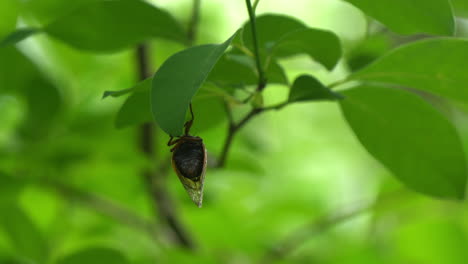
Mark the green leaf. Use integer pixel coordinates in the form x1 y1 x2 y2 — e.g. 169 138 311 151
0 205 49 263
289 75 343 103
345 0 454 35
39 0 186 51
452 0 468 17
239 14 341 70
0 0 19 39
340 85 467 199
115 90 152 128
350 38 468 104
0 28 41 47
239 14 306 52
208 53 288 88
347 34 391 72
151 32 237 136
102 77 152 99
56 247 129 264
0 172 24 206
272 28 342 70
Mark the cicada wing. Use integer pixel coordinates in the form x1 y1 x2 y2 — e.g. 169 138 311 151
172 143 207 208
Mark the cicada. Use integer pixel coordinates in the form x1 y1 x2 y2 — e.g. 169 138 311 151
168 104 207 207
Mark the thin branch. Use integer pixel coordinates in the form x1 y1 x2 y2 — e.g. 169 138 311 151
216 102 287 168
253 0 261 11
245 0 266 88
261 189 405 262
136 44 195 249
41 179 160 242
187 0 201 45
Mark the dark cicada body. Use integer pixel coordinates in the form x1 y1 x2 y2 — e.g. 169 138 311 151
169 135 207 207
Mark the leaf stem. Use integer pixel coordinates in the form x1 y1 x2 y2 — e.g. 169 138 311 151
245 0 266 89
261 189 406 262
253 0 261 11
41 179 161 243
187 0 201 45
216 101 287 167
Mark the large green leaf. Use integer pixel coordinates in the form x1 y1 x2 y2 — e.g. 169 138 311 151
350 38 468 104
340 85 467 199
56 248 129 264
0 205 49 263
1 0 186 51
151 33 236 136
289 75 343 103
238 14 342 70
344 0 454 35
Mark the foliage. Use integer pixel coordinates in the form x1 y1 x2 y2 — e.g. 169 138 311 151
1 0 468 263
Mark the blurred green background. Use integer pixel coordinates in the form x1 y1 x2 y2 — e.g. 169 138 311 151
1 0 468 263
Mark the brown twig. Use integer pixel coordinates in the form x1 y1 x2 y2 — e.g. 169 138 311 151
216 102 287 168
41 179 160 243
261 189 405 262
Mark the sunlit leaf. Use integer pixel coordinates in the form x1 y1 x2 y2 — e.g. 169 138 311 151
289 75 342 103
151 32 237 136
340 85 467 199
56 247 129 264
345 0 454 35
350 38 468 104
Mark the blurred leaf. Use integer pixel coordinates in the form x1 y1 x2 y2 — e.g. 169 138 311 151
0 28 40 48
2 0 186 51
103 77 151 99
151 32 237 136
452 0 468 17
239 14 341 70
272 28 342 70
19 76 62 139
395 219 468 264
0 0 19 39
347 34 391 72
340 85 467 199
345 0 454 35
0 47 62 139
0 172 24 206
116 90 152 129
350 38 468 104
289 75 343 103
56 247 129 264
0 205 48 263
